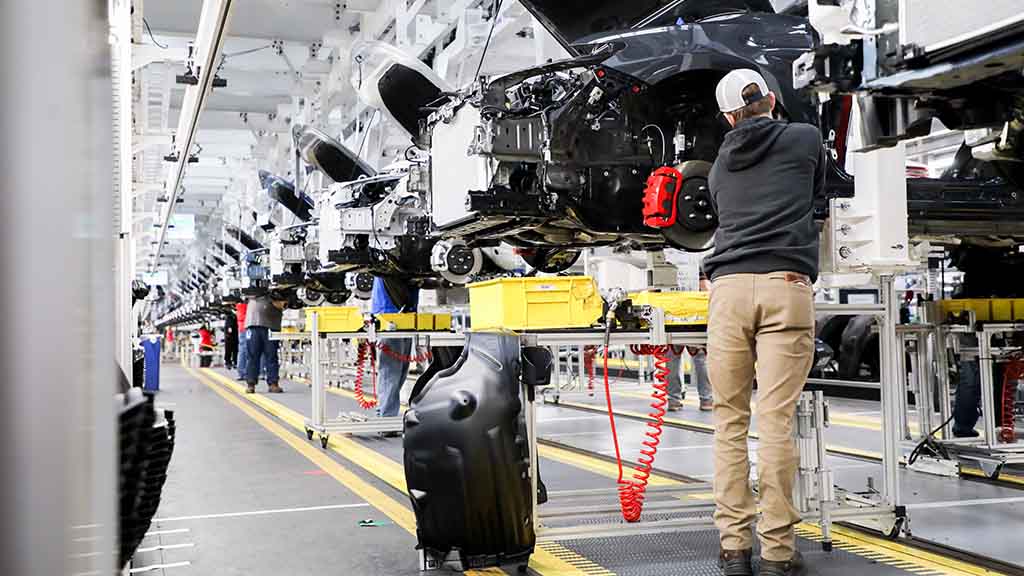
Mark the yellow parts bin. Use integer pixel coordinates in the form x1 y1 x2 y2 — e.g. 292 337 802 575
629 291 709 326
469 276 604 330
305 306 365 333
940 298 1024 322
376 313 417 331
376 312 453 331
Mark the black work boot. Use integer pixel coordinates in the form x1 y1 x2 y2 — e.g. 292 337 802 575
758 550 806 576
719 549 753 576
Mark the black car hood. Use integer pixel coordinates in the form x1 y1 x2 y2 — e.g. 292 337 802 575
519 0 774 52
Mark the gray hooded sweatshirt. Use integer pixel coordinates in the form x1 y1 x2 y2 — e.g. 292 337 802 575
703 116 826 282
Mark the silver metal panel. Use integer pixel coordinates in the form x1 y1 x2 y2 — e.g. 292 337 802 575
900 0 1024 56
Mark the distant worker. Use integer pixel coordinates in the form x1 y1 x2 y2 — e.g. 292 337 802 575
236 302 248 381
704 69 825 576
372 277 419 420
223 309 238 370
668 264 713 412
197 324 215 368
244 294 286 394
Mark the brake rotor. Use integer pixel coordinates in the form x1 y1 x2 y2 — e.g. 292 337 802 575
662 160 716 251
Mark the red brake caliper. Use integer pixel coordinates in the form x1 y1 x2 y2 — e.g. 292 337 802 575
642 166 684 228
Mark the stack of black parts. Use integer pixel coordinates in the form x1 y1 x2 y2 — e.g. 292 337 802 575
118 388 177 569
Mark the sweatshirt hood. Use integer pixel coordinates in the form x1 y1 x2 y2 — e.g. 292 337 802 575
720 117 789 172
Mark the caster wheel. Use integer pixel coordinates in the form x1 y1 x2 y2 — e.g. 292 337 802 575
517 563 529 573
320 435 330 449
822 540 833 553
306 428 314 440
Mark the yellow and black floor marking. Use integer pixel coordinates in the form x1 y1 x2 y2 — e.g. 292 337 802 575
537 542 616 576
202 366 1012 576
193 367 609 576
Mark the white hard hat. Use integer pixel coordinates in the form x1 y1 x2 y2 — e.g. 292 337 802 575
715 69 770 113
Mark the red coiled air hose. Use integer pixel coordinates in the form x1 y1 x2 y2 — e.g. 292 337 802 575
584 346 597 396
604 343 671 522
378 342 433 363
353 340 378 409
1000 357 1024 443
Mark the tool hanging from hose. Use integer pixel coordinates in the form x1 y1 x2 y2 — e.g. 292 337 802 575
1000 355 1024 443
353 340 378 409
602 338 672 522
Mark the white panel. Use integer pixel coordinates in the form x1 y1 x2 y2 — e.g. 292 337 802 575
831 144 913 272
430 105 493 228
901 0 1024 56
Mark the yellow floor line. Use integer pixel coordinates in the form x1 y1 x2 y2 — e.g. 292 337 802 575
186 367 417 532
615 389 924 434
250 367 1017 574
198 368 603 576
798 524 1010 576
321 382 680 489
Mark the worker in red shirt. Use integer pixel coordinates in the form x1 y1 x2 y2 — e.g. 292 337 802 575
197 324 215 367
236 302 248 380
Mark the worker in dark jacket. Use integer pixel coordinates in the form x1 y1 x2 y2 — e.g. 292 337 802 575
705 69 825 576
223 310 238 370
244 294 285 394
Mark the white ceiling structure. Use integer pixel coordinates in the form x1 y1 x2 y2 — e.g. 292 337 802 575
132 0 564 300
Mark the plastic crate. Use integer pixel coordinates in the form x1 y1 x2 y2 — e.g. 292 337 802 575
629 291 709 326
305 306 364 333
991 299 1014 322
1014 299 1024 321
940 299 992 322
469 276 604 330
415 313 453 331
377 313 417 331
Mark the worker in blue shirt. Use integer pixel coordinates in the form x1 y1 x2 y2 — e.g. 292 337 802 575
372 277 419 419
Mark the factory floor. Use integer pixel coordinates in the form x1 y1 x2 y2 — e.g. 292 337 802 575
130 362 1024 575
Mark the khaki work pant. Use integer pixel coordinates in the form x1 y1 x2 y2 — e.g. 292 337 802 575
707 272 814 562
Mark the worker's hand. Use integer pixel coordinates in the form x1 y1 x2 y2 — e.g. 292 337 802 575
273 300 287 310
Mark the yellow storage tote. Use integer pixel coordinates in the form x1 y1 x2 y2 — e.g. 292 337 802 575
991 299 1014 322
940 299 993 322
469 276 604 330
305 306 364 333
414 313 453 331
376 313 418 331
1014 299 1024 321
629 291 710 326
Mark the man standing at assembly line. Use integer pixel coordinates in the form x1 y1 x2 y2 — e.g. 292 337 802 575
372 276 419 424
704 69 825 576
244 294 286 394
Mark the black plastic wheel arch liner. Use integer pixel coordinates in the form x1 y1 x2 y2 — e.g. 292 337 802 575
296 126 376 184
259 170 315 222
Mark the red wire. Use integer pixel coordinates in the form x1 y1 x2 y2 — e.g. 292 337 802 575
1000 357 1023 443
353 340 378 409
604 344 671 522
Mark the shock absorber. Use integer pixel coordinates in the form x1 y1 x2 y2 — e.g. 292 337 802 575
353 340 378 410
603 343 671 522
